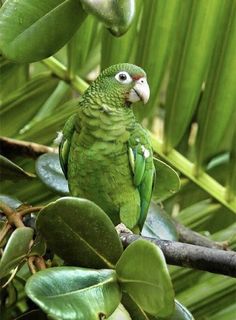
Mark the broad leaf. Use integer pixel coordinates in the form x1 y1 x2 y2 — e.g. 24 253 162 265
80 0 135 36
108 303 131 320
26 267 121 320
153 158 180 201
0 155 35 182
122 292 157 320
142 202 178 241
36 197 123 268
35 153 69 195
116 239 175 317
0 227 33 278
168 300 195 320
0 0 86 62
122 294 194 320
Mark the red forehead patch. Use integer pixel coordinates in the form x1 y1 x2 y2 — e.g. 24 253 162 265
132 74 144 80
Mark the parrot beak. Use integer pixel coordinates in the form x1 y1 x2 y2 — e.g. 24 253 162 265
128 77 150 104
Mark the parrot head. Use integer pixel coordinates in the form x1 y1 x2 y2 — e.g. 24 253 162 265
92 63 150 107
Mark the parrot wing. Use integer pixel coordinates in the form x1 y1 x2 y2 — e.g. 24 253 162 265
128 126 155 229
59 114 78 179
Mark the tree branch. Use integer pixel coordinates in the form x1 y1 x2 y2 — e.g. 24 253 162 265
120 233 236 277
0 136 55 159
174 221 228 250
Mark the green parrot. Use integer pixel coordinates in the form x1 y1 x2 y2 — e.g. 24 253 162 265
59 63 155 232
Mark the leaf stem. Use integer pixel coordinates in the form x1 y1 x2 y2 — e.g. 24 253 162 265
28 256 47 274
19 206 44 217
41 57 89 94
28 256 37 274
151 135 236 214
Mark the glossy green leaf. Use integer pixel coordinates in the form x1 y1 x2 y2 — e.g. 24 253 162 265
108 304 131 320
167 300 194 320
164 0 223 150
122 295 194 320
0 0 86 62
36 197 123 268
0 227 33 278
26 267 121 320
80 0 135 36
142 202 178 241
0 194 22 209
35 153 69 195
122 292 157 320
195 1 236 169
152 158 180 201
116 239 175 317
0 155 35 182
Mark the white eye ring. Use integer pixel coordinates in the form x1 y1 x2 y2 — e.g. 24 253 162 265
115 71 133 84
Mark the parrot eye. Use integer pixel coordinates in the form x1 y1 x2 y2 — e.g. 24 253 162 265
115 71 132 84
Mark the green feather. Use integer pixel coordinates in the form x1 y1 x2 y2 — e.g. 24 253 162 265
134 152 146 186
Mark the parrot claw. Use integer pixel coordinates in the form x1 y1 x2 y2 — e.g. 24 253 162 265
115 223 133 235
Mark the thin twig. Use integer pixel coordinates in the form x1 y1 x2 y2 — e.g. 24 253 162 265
28 256 37 274
0 201 24 228
120 233 236 277
19 206 44 217
2 266 19 288
0 201 13 217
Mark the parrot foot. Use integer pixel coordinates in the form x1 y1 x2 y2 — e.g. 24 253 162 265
115 223 133 235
